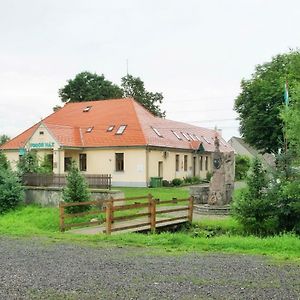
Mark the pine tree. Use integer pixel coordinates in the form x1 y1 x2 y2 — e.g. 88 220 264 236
62 163 90 213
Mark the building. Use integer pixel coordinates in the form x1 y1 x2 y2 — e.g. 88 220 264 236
1 98 233 187
228 136 275 169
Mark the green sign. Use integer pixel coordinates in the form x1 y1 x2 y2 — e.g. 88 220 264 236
30 142 55 149
19 148 26 156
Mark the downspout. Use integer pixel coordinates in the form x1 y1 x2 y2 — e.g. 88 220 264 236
146 146 149 187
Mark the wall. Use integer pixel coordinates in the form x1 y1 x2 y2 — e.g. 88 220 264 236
4 150 19 170
24 187 124 207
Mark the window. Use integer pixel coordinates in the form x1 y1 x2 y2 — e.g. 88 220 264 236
184 155 188 171
181 132 190 141
115 153 124 171
46 154 53 170
83 106 92 112
195 135 202 142
107 125 115 132
175 154 180 172
86 126 93 133
202 136 211 144
200 156 203 171
152 127 163 137
64 157 72 172
116 125 127 135
205 156 209 170
39 131 44 135
79 154 87 171
172 130 182 140
188 133 197 141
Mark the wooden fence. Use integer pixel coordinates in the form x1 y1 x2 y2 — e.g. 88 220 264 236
22 173 111 189
59 194 194 234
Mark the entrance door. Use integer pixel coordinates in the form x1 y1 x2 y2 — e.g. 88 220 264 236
193 157 196 177
158 161 163 177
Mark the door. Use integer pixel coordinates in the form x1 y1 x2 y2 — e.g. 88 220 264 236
158 161 163 177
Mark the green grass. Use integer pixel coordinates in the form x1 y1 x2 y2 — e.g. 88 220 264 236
113 186 189 200
0 204 299 262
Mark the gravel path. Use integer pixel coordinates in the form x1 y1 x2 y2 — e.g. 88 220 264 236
0 237 299 300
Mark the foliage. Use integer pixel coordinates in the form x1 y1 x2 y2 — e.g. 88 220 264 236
171 178 183 186
17 151 39 175
234 50 300 153
235 154 251 180
59 71 123 103
121 74 165 117
231 158 278 235
0 134 10 146
62 163 90 213
206 171 212 182
0 167 24 214
183 176 202 185
0 151 10 170
39 155 53 174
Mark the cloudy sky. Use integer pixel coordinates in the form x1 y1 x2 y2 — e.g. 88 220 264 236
1 0 299 141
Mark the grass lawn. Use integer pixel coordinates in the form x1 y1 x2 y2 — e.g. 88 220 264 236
0 204 300 262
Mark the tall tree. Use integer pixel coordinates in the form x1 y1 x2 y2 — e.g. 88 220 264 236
121 74 165 117
59 71 123 103
234 51 300 154
0 134 10 146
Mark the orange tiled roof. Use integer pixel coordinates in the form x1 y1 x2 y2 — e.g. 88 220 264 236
1 98 233 152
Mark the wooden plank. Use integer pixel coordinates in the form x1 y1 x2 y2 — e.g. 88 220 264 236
59 202 65 232
108 222 151 232
60 200 103 208
150 196 156 232
188 197 194 222
155 216 188 224
157 198 190 205
64 219 105 229
113 202 149 211
113 212 150 222
64 209 105 218
156 207 189 214
106 200 113 235
105 196 149 203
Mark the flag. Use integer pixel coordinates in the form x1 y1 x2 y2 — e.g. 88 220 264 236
284 81 289 107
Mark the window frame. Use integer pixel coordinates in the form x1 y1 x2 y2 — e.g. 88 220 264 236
79 153 87 172
116 125 127 135
175 154 180 172
184 155 188 171
115 153 124 171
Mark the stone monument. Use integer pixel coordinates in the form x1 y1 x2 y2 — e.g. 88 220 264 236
208 135 235 205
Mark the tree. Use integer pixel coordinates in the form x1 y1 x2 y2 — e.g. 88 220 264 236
62 162 90 213
121 74 165 117
235 154 251 180
0 134 10 146
234 50 300 154
0 151 10 170
17 151 39 176
59 71 123 103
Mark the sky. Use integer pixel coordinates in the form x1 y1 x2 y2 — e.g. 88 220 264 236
1 0 300 141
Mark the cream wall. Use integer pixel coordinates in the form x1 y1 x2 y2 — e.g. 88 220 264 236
4 151 19 170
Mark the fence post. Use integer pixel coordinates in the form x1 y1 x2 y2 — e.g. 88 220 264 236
148 194 156 233
188 196 194 223
106 198 113 235
59 202 65 232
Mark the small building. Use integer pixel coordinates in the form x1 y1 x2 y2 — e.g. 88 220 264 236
1 98 233 187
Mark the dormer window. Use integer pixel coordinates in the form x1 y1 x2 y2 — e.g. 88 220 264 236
172 130 182 140
107 125 115 132
181 132 190 141
116 125 127 135
83 106 92 112
152 127 163 137
86 126 93 133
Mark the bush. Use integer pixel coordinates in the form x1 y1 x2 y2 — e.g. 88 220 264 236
17 151 39 175
183 176 202 185
206 171 212 182
0 167 24 214
62 163 91 214
172 178 183 186
235 154 251 180
162 180 171 187
0 151 10 170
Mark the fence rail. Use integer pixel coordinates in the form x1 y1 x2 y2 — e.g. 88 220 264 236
22 173 111 189
59 194 194 234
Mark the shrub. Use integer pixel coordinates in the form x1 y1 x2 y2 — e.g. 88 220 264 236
183 176 193 184
0 151 10 170
172 178 183 186
62 163 91 214
0 167 24 214
162 180 171 187
17 151 39 175
235 154 251 180
39 155 53 174
206 171 212 182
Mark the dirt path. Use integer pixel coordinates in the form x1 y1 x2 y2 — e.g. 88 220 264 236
0 237 299 299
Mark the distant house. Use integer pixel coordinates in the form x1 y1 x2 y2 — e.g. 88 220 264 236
1 98 233 187
228 136 275 168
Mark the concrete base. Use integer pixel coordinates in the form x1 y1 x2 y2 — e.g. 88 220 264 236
24 186 124 207
112 181 147 187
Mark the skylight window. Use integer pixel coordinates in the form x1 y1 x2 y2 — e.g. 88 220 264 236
202 136 211 144
152 127 163 137
83 106 92 112
194 135 202 142
116 125 127 135
107 125 115 132
181 132 191 141
188 133 197 141
172 130 182 140
86 126 93 133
